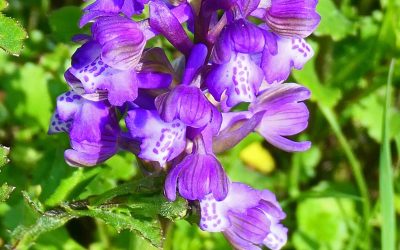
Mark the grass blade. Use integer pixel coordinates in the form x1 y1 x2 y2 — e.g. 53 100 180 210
379 59 396 250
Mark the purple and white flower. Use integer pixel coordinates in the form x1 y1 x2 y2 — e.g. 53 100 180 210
200 182 287 250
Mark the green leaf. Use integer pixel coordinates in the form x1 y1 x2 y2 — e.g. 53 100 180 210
6 63 52 130
294 198 356 250
314 0 356 41
66 206 163 248
0 1 27 55
10 213 75 249
10 176 188 249
379 59 396 250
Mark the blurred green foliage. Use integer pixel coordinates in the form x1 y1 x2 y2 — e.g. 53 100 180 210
0 0 399 249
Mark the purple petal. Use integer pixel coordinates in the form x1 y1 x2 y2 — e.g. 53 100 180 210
229 19 265 54
64 147 115 167
121 0 146 16
213 111 264 154
155 85 213 128
165 160 184 201
136 72 172 89
92 16 146 70
69 101 119 144
250 83 311 112
80 0 124 27
149 0 192 55
125 109 186 165
206 53 264 108
166 153 230 201
250 83 311 152
259 132 311 152
265 0 321 38
181 44 208 85
71 40 102 69
225 208 270 245
261 36 314 84
212 27 232 64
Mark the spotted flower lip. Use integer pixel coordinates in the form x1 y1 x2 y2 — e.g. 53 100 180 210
125 108 187 166
261 35 314 84
199 182 287 250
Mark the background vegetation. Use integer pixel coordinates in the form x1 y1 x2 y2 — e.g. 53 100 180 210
0 0 399 249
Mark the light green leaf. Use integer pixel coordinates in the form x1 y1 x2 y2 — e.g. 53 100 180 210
294 198 355 250
7 63 52 130
0 1 27 55
314 0 356 41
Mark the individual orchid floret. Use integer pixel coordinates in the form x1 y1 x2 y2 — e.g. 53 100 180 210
165 131 230 201
199 182 287 250
249 83 311 152
205 19 275 109
49 89 120 167
68 17 174 106
125 108 186 166
80 0 149 27
254 0 321 38
261 35 314 84
156 44 218 129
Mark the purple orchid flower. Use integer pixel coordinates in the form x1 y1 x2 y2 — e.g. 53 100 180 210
49 88 120 167
199 182 287 250
205 19 276 109
250 83 311 152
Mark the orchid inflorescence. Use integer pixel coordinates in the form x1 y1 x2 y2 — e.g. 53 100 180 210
48 0 320 249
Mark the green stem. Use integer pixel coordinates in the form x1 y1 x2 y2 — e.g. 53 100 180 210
319 104 371 249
